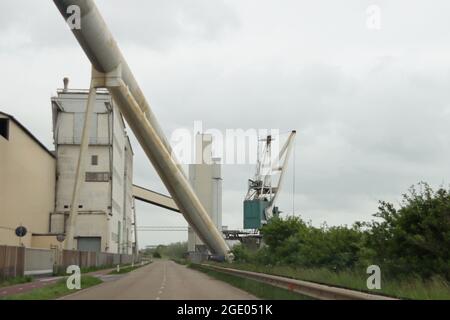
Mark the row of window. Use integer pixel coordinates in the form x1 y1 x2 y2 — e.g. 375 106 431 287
85 171 110 182
63 204 83 209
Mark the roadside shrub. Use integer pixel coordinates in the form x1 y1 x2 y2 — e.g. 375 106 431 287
235 183 450 281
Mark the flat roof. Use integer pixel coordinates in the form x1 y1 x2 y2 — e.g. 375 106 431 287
0 111 55 159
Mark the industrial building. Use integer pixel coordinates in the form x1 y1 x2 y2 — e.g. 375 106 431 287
0 82 136 254
1 97 225 258
1 0 291 264
0 112 56 248
50 83 136 254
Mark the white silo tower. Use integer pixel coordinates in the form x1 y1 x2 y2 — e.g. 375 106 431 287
187 134 223 259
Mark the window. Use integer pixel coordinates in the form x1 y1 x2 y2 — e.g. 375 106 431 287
0 118 9 140
85 172 110 182
91 155 98 166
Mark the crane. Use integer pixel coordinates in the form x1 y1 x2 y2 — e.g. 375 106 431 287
244 130 296 229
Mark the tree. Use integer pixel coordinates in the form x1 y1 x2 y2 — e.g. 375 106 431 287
366 182 450 279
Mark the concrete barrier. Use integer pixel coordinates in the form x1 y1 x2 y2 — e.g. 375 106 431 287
96 252 111 266
120 254 134 265
201 264 398 300
113 254 120 265
24 248 55 276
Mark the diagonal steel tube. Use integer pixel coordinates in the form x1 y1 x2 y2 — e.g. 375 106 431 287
66 81 96 250
53 0 230 258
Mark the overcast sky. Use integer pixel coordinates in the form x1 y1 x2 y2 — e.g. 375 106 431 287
1 0 449 247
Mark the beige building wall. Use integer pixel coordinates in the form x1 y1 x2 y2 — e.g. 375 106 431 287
0 113 56 248
31 235 65 250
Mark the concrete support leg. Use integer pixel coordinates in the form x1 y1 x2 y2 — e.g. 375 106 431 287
65 77 97 250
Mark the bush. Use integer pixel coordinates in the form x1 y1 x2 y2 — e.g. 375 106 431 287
365 182 450 279
234 183 450 281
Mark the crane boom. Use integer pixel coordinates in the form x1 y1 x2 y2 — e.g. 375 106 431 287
244 130 296 229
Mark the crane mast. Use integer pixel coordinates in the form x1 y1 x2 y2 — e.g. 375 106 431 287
244 130 296 229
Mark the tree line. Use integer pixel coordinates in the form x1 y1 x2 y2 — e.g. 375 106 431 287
143 242 188 259
232 182 450 280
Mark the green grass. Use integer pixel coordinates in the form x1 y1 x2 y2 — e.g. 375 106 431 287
0 276 33 288
1 275 102 300
53 265 116 276
53 263 144 276
189 264 312 300
207 262 450 300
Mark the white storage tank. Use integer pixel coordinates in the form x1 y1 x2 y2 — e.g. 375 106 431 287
187 134 223 255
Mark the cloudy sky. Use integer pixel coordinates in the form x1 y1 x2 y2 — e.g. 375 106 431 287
1 0 449 247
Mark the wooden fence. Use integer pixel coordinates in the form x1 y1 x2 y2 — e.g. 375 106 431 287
0 245 138 279
0 246 25 280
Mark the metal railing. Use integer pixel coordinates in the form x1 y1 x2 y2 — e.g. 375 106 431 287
200 264 398 300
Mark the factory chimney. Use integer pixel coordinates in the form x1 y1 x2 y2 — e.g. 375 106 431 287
63 77 69 92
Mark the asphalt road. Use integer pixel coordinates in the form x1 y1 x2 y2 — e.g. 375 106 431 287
60 260 257 300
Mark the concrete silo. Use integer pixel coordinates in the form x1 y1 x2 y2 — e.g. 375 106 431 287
188 134 223 260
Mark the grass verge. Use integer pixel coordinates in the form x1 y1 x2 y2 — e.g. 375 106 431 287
189 264 312 300
207 262 450 300
53 265 118 276
1 276 102 300
54 262 147 276
0 276 33 288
